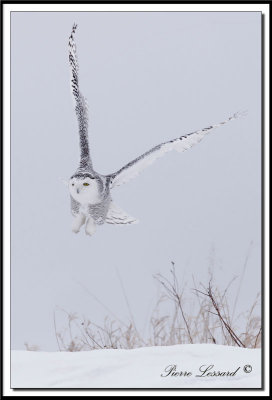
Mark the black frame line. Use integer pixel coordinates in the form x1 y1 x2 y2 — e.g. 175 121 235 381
2 3 267 394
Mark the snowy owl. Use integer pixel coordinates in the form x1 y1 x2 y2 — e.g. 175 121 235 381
67 24 244 236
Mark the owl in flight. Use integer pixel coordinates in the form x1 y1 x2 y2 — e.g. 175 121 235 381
67 24 244 236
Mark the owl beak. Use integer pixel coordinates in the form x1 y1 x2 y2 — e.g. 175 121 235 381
76 188 81 194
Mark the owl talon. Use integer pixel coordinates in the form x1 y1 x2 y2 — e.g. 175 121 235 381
72 213 86 233
85 217 96 236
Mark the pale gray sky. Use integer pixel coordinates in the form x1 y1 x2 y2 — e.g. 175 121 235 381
11 11 261 350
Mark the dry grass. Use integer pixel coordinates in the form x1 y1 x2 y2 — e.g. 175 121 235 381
53 261 261 352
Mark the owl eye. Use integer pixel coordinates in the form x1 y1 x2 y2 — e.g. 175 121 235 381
83 182 90 186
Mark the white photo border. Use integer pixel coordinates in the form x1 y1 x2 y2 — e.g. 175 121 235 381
2 2 270 397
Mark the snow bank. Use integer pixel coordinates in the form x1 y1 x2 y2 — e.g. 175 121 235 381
11 344 261 389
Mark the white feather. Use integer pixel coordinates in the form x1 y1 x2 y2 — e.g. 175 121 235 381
106 203 138 225
110 112 246 189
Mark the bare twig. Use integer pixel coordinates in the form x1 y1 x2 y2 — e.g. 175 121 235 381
154 262 193 344
254 327 262 348
53 309 62 351
232 241 254 321
206 282 245 347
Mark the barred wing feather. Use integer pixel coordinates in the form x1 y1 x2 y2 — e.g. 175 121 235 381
69 24 92 170
109 112 245 188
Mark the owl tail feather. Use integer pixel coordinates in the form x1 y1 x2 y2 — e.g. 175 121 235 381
106 202 139 225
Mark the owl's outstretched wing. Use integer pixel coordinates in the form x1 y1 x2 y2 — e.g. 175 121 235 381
109 112 245 188
69 24 92 170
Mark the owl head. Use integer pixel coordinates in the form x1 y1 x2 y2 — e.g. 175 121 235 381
69 172 102 205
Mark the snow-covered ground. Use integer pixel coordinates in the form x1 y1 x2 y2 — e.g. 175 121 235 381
11 344 261 389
